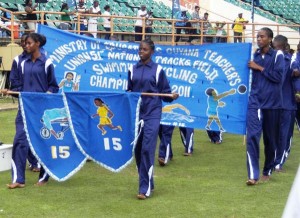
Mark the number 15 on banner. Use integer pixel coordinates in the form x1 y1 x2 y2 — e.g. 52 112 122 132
104 138 122 151
51 146 70 159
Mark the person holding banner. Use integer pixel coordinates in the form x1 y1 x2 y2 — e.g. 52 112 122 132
246 27 285 185
10 32 41 172
127 39 178 199
7 33 59 189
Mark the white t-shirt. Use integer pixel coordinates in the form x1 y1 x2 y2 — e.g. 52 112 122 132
90 6 100 21
103 11 111 28
135 9 147 26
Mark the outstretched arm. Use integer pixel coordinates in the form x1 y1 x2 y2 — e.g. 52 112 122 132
91 113 99 118
215 88 236 100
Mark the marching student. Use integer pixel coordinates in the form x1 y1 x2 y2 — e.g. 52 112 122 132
127 39 178 199
10 33 40 172
206 130 222 144
272 38 297 172
7 33 59 189
283 42 300 160
292 42 300 130
158 125 194 166
246 27 285 185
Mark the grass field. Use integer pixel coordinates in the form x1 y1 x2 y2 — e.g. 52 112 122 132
0 108 299 218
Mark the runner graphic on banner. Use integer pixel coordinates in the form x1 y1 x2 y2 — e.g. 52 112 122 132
63 91 141 172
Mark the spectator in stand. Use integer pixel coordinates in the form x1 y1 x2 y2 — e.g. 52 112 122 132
110 35 119 41
134 5 148 41
145 10 153 39
25 0 38 32
214 22 226 43
59 3 75 30
103 5 111 40
191 6 201 39
233 13 248 43
202 12 211 43
175 10 192 43
74 0 88 34
88 0 101 38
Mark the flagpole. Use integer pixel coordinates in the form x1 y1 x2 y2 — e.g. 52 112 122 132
0 90 177 98
251 0 254 23
141 92 176 98
75 0 78 11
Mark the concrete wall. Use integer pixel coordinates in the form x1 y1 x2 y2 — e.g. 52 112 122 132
0 43 22 71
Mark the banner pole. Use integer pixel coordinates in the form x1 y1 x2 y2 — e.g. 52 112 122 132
0 90 176 98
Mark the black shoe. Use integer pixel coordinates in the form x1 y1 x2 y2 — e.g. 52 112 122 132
0 141 3 145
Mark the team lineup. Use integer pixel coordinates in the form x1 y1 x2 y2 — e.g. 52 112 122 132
1 25 300 202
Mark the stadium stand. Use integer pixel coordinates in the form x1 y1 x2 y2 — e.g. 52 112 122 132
0 0 299 44
0 0 175 34
225 0 299 29
1 0 300 71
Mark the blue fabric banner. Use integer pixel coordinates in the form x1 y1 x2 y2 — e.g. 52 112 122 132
37 24 251 134
63 92 141 172
66 0 76 8
19 92 87 181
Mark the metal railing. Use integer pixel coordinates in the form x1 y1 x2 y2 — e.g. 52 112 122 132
0 7 300 47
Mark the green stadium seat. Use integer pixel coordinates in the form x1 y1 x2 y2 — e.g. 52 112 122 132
227 0 300 24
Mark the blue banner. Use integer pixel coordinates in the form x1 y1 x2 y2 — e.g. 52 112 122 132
172 0 181 18
38 24 251 134
66 0 76 8
20 92 87 181
63 92 141 172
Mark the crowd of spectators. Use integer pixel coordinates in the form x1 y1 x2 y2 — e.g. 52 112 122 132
0 1 249 43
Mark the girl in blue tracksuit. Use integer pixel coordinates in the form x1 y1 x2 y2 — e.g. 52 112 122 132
272 38 297 172
10 33 40 172
292 43 300 130
246 27 285 185
127 39 178 199
158 125 194 166
7 33 59 189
